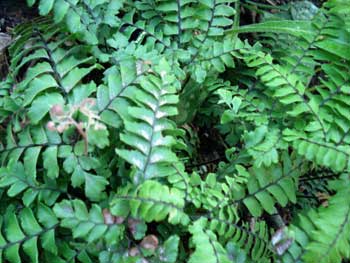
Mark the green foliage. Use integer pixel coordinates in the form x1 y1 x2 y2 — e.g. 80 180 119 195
283 175 350 263
110 180 189 225
1 0 350 262
53 199 124 245
189 218 231 263
116 59 181 183
0 204 58 263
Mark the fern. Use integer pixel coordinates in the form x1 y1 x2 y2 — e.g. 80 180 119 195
283 175 350 263
110 180 189 225
206 211 272 261
0 162 64 206
283 129 350 172
53 199 124 245
27 0 125 45
189 218 231 263
116 59 181 183
1 0 350 262
0 204 58 263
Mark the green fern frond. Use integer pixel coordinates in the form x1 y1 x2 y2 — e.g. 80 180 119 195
316 63 350 144
0 17 112 202
206 210 272 261
134 0 236 46
1 1 350 262
189 218 231 263
281 211 318 263
283 129 350 172
53 199 123 245
26 0 125 45
258 11 328 84
326 0 350 31
118 7 173 50
218 153 303 217
0 162 64 206
187 37 248 82
284 175 350 263
0 125 66 190
96 62 148 128
243 125 282 167
167 163 192 201
1 124 109 202
63 154 109 201
9 20 99 100
110 180 189 225
116 58 180 183
0 204 58 263
43 241 93 263
243 48 327 136
242 6 350 144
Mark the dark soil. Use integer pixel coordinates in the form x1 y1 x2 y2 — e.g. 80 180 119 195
0 0 37 79
0 0 37 33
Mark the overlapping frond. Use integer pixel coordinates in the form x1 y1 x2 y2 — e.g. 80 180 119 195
0 162 64 206
283 175 350 263
1 1 350 263
0 204 58 263
218 153 303 217
110 180 189 225
206 211 272 261
53 199 123 245
27 0 125 44
189 218 231 263
116 59 181 183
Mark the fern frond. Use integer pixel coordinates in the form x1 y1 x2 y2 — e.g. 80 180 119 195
283 129 350 172
0 162 64 206
9 20 99 102
118 6 173 49
124 0 239 83
0 204 58 263
0 17 113 202
116 58 180 183
304 179 350 262
96 62 148 128
53 199 123 245
187 37 248 82
284 175 350 263
0 78 13 122
317 63 350 144
1 1 350 263
243 125 282 167
259 11 328 83
242 7 350 143
110 180 189 225
62 154 109 201
167 163 192 201
206 210 272 261
281 211 318 263
27 0 125 45
216 80 271 124
134 0 236 46
189 0 236 48
326 0 350 31
1 125 63 179
243 48 327 137
218 153 303 217
43 241 93 263
189 218 231 263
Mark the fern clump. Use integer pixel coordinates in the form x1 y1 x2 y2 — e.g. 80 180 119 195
0 0 350 262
